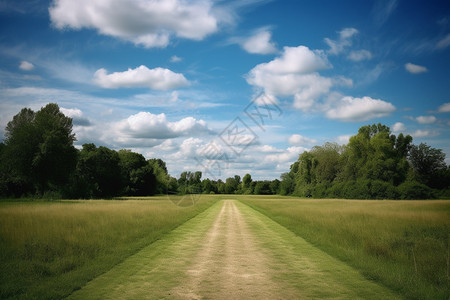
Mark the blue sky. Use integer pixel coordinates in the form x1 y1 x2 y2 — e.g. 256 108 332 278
0 0 449 180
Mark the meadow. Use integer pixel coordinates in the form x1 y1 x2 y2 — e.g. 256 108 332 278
0 196 216 299
239 195 450 300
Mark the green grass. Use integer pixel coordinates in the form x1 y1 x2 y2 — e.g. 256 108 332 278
69 199 400 299
238 195 450 300
0 195 216 299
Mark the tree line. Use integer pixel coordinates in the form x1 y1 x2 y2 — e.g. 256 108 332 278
0 104 448 199
279 124 450 199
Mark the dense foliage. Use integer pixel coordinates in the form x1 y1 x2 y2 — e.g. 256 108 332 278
280 124 450 199
0 105 449 199
0 104 170 199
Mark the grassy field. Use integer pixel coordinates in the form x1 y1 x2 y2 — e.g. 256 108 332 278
0 196 216 299
239 195 450 300
68 199 400 299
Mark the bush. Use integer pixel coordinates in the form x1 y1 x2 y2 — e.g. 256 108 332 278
397 181 435 199
370 180 398 199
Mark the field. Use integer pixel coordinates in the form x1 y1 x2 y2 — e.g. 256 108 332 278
0 195 449 299
0 196 216 299
239 196 450 299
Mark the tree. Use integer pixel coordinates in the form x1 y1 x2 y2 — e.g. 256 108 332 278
409 143 447 187
242 173 253 194
74 144 122 198
1 104 77 196
269 179 280 194
254 181 272 195
118 150 151 195
224 176 240 194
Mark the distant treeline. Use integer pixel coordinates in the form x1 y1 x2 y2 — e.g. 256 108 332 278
279 124 450 199
0 104 449 199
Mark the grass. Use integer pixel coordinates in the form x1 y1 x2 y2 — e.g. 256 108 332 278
69 199 400 299
0 195 216 299
238 195 450 300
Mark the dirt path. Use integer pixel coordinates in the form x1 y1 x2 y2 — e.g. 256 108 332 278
171 199 295 299
69 200 400 299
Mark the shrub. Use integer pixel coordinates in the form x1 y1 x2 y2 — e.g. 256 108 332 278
397 181 435 199
370 180 398 199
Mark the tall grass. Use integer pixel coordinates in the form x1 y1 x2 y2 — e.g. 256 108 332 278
239 196 450 300
0 196 216 299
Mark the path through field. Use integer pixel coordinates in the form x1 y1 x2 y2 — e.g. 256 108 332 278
69 200 400 299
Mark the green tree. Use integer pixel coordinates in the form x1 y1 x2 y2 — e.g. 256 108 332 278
224 175 240 194
2 104 77 196
241 173 253 194
409 143 447 187
74 144 122 198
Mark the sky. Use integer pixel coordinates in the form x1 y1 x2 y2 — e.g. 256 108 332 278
0 0 449 180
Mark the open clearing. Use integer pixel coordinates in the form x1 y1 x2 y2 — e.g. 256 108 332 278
69 199 399 299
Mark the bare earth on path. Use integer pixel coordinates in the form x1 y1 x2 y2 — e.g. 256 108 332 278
69 200 400 299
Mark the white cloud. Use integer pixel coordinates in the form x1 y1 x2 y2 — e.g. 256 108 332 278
326 96 396 122
49 0 219 48
250 45 330 75
288 134 317 146
335 135 351 145
438 102 450 113
415 115 436 124
412 129 439 138
242 29 277 54
437 33 450 49
405 63 428 74
60 107 91 126
324 28 358 55
253 93 278 106
170 55 182 63
93 65 189 90
19 61 34 71
392 122 406 132
257 145 284 153
348 49 372 61
265 146 307 164
115 112 211 141
246 45 332 104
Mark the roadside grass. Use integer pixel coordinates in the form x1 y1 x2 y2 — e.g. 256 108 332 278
238 195 450 300
0 195 216 299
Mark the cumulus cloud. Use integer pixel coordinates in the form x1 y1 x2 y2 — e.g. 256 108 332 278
249 46 330 76
412 129 439 138
335 135 351 145
60 107 91 126
348 49 372 61
392 122 406 132
265 146 307 164
242 29 277 54
288 134 317 146
257 145 284 153
246 45 333 107
326 96 396 122
437 102 450 113
414 115 436 124
405 63 428 74
253 93 278 106
19 61 34 71
115 111 211 140
246 43 392 122
49 0 219 48
324 28 358 55
93 65 189 90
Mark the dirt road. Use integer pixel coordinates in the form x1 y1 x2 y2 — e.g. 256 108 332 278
69 200 399 299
